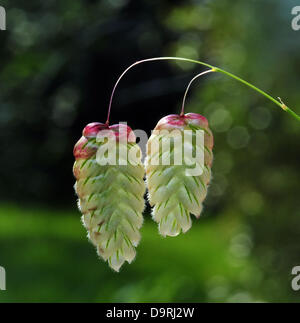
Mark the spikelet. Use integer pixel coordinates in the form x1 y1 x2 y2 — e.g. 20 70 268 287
145 113 214 237
73 122 145 271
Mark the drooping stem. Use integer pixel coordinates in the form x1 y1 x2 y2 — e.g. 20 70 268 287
180 69 215 116
106 57 213 125
106 57 300 124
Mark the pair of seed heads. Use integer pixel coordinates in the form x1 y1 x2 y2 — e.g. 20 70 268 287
73 57 299 272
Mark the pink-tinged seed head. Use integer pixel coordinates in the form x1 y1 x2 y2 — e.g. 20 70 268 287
82 122 135 142
74 122 136 161
155 114 186 130
156 113 209 130
154 113 213 150
73 136 97 160
82 122 108 138
184 113 208 128
108 124 136 143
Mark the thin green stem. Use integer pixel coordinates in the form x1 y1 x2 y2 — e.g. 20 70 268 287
106 56 300 124
181 69 215 116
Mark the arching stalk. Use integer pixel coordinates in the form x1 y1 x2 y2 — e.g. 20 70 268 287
180 69 215 116
106 57 300 124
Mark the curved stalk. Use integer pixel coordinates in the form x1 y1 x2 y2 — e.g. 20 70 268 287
180 69 215 116
106 57 300 124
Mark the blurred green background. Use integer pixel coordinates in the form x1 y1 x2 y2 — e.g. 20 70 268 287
0 0 299 302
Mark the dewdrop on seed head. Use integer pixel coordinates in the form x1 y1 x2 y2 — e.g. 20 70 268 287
73 122 145 272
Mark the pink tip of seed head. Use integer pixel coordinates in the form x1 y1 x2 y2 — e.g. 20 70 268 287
184 113 208 128
109 124 136 143
156 114 186 130
73 136 96 159
155 113 209 130
82 122 135 142
82 122 108 138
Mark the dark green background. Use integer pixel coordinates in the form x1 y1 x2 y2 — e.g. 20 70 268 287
0 0 299 302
